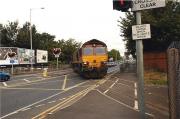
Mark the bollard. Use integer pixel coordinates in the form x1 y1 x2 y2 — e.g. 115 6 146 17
43 68 48 77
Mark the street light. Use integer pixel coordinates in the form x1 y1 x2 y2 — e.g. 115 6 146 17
29 7 45 70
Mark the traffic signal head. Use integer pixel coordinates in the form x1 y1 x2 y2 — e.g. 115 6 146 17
8 52 16 58
113 0 132 12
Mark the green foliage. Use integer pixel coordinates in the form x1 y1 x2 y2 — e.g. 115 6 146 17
119 1 180 58
108 49 122 61
1 21 19 47
0 21 81 63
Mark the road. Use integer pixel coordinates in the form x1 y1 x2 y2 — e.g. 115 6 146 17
0 66 169 119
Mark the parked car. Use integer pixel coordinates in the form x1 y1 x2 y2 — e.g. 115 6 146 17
0 71 10 81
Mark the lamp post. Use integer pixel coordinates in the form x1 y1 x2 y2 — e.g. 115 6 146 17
29 7 45 71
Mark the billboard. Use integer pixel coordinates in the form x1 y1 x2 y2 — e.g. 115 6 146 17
36 50 48 63
18 48 35 64
0 47 19 65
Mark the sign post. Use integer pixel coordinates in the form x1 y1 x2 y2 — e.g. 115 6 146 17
8 52 16 76
135 12 146 119
10 59 14 75
131 1 166 118
55 54 60 70
53 48 61 70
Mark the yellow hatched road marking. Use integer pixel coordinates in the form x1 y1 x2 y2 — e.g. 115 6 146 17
32 85 97 119
32 77 110 119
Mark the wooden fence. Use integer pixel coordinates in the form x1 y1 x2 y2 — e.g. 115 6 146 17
167 44 180 119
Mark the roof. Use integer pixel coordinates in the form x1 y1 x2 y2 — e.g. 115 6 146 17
168 41 180 50
82 39 107 47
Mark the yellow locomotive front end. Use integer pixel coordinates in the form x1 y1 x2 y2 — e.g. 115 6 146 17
81 43 108 78
72 39 108 78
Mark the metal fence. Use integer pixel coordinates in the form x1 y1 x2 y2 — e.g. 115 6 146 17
167 41 180 119
119 60 136 73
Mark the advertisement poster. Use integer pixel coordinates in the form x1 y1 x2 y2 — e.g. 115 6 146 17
36 50 48 63
18 48 35 64
0 47 19 65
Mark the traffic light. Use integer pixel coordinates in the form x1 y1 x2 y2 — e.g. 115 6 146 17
113 0 132 12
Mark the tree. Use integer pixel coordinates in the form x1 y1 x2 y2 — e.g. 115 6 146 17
0 21 81 63
1 21 19 47
16 22 32 48
108 49 122 61
60 38 81 63
119 1 180 58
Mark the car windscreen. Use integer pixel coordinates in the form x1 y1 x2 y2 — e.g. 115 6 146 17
94 47 106 55
83 47 93 55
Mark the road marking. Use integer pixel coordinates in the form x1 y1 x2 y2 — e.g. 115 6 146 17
115 78 135 83
103 89 110 94
32 78 110 119
134 83 138 110
97 89 135 110
2 82 8 87
32 85 97 119
134 100 138 110
21 107 31 111
48 101 56 104
62 75 67 90
0 81 89 119
6 75 65 88
35 104 45 108
103 79 118 94
59 98 66 101
23 79 31 83
116 82 133 89
1 87 63 91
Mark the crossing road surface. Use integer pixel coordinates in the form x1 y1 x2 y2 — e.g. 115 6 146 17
0 66 169 119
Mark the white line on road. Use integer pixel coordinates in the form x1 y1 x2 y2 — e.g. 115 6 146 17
21 107 31 111
23 79 31 83
134 100 138 110
103 89 110 94
97 89 135 110
103 79 118 94
62 75 67 90
48 101 56 104
2 82 7 87
134 83 138 110
116 78 135 83
59 98 66 101
35 104 45 108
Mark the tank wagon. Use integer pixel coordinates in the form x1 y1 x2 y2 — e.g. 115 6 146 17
72 39 108 78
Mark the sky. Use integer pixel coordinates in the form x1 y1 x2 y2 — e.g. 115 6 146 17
0 0 126 55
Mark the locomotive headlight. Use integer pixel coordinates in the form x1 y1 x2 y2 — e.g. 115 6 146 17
83 61 89 65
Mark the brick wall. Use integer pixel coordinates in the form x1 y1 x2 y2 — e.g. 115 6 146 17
144 52 167 72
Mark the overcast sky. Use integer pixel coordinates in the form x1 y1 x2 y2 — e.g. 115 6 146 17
0 0 126 55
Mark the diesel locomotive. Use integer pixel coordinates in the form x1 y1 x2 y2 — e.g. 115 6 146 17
72 39 108 78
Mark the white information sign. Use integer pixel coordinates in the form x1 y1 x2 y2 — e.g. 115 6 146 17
132 0 166 11
36 50 48 63
132 24 151 40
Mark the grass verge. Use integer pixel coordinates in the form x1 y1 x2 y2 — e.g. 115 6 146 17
144 70 167 85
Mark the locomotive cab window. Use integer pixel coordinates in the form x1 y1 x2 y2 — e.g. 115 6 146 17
94 47 106 55
83 47 93 55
